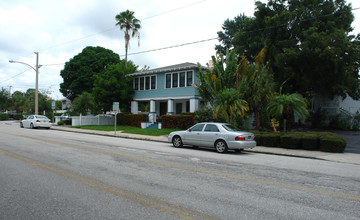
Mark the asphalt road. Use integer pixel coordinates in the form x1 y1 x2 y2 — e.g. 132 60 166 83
1 122 359 219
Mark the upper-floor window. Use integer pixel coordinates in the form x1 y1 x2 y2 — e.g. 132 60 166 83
133 75 157 91
165 71 193 89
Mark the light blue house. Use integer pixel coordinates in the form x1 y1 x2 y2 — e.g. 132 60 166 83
127 63 203 123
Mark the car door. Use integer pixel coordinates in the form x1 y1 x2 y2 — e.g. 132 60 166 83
183 124 205 146
24 115 33 127
200 124 221 147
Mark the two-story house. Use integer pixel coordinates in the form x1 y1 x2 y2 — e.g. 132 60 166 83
127 63 203 123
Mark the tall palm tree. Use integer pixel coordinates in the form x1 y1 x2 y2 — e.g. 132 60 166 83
115 10 141 66
267 93 309 133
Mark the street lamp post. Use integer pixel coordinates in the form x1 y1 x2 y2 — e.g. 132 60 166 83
9 52 40 115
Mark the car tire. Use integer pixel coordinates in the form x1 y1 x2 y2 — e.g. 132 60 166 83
215 140 228 153
172 136 183 148
20 122 24 128
30 123 35 129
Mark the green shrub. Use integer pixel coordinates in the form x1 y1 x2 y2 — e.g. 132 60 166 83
301 133 320 150
0 113 9 121
117 113 147 127
319 135 347 153
57 121 65 125
162 115 194 129
12 113 24 120
281 133 303 149
261 133 281 147
252 131 263 146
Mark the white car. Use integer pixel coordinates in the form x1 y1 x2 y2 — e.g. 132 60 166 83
20 115 52 129
168 122 256 153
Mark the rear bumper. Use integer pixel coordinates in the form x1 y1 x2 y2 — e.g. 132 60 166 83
227 141 256 150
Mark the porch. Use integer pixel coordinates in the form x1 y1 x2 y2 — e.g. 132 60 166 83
131 96 201 123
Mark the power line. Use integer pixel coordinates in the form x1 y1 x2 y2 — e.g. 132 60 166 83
0 68 32 85
38 0 209 52
125 37 217 56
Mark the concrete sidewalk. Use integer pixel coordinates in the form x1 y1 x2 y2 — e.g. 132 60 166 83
51 125 360 165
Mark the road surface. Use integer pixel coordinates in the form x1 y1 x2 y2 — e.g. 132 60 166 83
1 121 359 219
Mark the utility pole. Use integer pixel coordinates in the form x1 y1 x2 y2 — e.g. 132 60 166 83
34 52 39 115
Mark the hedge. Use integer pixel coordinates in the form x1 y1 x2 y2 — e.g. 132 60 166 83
255 131 346 153
117 113 147 128
319 134 347 153
0 113 9 121
301 134 319 150
162 115 194 130
261 133 281 147
281 133 303 149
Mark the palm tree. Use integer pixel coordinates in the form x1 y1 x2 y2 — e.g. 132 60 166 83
239 48 276 130
267 93 309 133
196 50 249 125
213 88 249 125
115 10 141 66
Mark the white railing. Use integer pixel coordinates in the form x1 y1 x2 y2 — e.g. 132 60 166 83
71 114 115 126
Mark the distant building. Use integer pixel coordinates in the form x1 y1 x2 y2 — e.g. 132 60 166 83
61 98 71 110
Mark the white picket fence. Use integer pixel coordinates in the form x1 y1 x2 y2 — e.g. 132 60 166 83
70 114 115 126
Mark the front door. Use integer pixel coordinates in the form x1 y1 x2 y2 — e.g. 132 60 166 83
160 102 167 116
176 103 182 115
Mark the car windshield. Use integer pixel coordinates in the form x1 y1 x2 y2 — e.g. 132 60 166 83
222 124 241 131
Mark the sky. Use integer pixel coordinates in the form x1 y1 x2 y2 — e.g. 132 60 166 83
1 0 360 100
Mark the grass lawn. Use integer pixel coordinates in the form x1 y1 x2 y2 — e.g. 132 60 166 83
71 125 180 136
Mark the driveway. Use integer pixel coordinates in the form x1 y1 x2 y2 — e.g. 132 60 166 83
334 130 360 153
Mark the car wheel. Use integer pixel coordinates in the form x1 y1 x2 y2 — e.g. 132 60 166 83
215 140 228 153
20 122 24 128
30 123 35 129
172 136 183 148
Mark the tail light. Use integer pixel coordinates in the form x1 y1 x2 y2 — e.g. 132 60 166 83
235 136 246 141
36 120 40 122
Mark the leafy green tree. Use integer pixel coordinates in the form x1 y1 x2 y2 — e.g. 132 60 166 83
71 92 99 115
267 93 309 133
60 46 120 101
197 50 249 126
11 91 30 113
92 60 137 113
216 0 360 99
0 87 11 112
115 10 141 67
25 89 51 114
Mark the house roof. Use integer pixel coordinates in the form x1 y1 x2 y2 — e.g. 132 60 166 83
126 62 203 77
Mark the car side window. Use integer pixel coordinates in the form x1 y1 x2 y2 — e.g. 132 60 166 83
204 124 219 132
28 116 33 119
190 124 205 132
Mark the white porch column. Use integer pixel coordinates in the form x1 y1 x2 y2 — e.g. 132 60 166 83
167 98 174 115
131 101 138 114
190 97 200 112
149 99 156 123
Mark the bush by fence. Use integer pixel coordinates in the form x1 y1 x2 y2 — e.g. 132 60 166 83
254 131 346 153
117 113 148 128
0 113 9 121
162 115 194 130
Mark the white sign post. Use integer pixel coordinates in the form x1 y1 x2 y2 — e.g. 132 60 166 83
52 101 56 124
113 102 119 136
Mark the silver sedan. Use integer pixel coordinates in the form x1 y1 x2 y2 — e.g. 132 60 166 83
20 115 52 129
168 122 256 153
